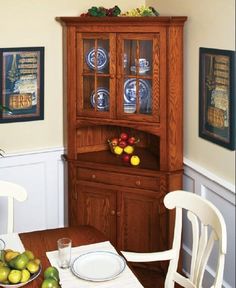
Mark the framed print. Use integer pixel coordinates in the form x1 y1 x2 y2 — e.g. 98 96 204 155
199 47 235 150
0 47 44 123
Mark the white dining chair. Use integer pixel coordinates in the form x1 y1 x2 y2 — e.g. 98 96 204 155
121 190 227 288
0 180 27 233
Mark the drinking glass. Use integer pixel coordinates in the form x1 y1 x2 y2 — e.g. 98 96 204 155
57 237 72 269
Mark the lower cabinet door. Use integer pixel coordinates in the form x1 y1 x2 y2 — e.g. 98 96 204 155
76 181 117 245
118 188 168 253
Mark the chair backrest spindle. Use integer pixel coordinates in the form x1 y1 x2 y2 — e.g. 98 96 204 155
0 180 27 233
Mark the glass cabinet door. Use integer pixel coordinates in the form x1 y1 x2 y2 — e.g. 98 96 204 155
117 34 160 123
77 33 115 118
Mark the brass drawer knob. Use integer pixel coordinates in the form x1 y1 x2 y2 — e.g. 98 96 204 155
111 210 115 215
91 174 96 179
135 180 141 186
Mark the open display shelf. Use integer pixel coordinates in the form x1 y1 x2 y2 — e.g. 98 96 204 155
77 148 160 171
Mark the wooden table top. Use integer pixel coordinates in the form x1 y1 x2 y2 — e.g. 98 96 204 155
19 225 107 287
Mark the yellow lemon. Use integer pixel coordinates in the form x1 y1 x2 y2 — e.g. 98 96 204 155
124 145 134 154
0 250 5 262
23 250 35 260
8 269 22 284
21 269 31 283
5 251 20 263
10 253 29 270
26 260 40 274
0 261 7 268
130 155 140 166
34 258 41 266
114 146 123 155
0 266 10 282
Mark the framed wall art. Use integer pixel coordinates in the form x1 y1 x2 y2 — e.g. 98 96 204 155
0 47 44 123
199 47 235 150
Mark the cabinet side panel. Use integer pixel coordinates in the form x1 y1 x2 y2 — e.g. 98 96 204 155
167 172 183 247
167 26 184 171
65 26 77 159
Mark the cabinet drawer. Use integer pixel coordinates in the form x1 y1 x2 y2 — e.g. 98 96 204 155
77 168 160 191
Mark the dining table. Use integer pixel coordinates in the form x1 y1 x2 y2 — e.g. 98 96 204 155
20 225 107 287
1 225 144 288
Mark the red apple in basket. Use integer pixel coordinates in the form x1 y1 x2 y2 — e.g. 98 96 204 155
127 137 136 145
120 132 129 141
110 137 119 146
118 140 128 148
122 153 131 163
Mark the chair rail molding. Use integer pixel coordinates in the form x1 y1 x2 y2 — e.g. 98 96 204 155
183 158 235 288
0 147 65 234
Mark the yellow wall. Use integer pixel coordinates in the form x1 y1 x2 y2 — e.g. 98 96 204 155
147 0 235 185
0 0 144 153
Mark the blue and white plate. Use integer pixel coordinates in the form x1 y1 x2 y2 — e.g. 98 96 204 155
124 79 151 113
90 87 109 111
86 47 108 71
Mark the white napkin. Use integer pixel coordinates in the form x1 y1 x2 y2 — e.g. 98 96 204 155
46 241 143 288
0 233 25 252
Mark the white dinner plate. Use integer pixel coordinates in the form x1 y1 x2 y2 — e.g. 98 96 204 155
71 251 126 282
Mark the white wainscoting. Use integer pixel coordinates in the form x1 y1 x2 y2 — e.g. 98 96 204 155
0 149 235 286
183 158 235 288
0 148 65 234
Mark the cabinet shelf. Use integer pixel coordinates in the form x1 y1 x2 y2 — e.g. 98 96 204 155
77 147 160 172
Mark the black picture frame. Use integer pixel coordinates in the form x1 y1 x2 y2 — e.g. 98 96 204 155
199 47 235 150
0 47 44 123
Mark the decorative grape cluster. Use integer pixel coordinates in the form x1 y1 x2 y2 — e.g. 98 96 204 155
80 5 121 17
121 6 159 17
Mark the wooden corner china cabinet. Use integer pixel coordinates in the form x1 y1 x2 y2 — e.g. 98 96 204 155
57 16 187 270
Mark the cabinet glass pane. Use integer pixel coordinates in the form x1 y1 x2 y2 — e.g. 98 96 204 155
83 76 94 111
83 39 109 74
140 79 152 114
123 39 153 115
83 76 110 112
83 39 95 73
124 78 152 115
97 39 109 74
124 40 152 76
138 40 152 76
